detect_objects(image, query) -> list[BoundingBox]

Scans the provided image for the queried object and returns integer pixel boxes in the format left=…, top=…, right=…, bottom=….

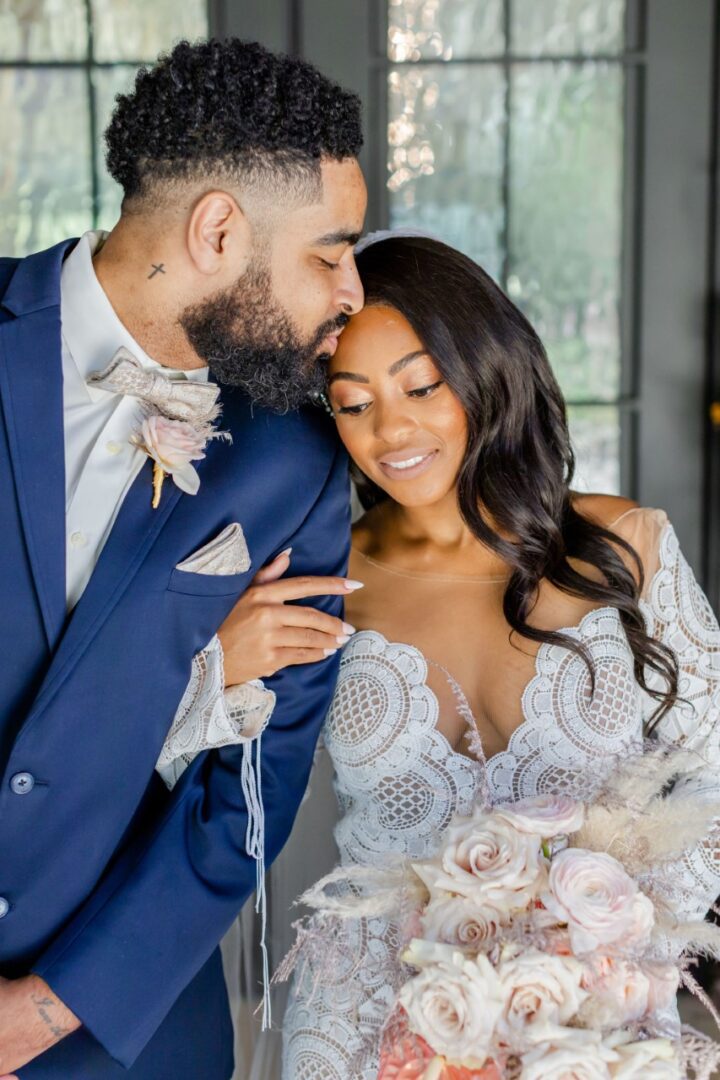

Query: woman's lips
left=377, top=449, right=439, bottom=480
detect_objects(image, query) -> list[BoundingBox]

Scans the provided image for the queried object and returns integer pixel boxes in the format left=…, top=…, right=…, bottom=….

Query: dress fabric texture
left=282, top=508, right=720, bottom=1079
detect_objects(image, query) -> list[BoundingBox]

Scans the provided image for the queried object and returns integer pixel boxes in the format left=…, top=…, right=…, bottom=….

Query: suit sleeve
left=32, top=445, right=351, bottom=1068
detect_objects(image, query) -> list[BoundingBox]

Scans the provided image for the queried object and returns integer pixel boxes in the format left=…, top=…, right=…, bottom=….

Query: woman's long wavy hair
left=351, top=236, right=678, bottom=729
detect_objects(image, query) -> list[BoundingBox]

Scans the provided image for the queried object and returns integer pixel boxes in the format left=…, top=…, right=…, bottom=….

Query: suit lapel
left=0, top=289, right=68, bottom=652
left=0, top=239, right=217, bottom=724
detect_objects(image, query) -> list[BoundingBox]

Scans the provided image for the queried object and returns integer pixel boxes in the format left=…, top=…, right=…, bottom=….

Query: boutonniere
left=131, top=410, right=230, bottom=508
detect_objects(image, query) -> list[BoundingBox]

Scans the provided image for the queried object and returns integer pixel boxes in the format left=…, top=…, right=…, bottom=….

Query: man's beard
left=179, top=262, right=348, bottom=412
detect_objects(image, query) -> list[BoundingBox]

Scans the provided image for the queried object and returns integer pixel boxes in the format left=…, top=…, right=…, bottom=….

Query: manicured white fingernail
left=344, top=580, right=364, bottom=591
left=279, top=547, right=292, bottom=558
left=342, top=622, right=356, bottom=635
left=323, top=648, right=338, bottom=657
left=336, top=635, right=350, bottom=646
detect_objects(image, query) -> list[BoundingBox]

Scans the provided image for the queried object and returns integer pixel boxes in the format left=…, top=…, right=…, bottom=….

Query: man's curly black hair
left=104, top=38, right=363, bottom=208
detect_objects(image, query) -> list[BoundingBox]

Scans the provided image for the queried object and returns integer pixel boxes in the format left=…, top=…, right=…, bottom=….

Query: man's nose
left=336, top=260, right=364, bottom=315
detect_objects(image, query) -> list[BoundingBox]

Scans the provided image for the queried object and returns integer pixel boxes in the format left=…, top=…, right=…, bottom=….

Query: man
left=0, top=38, right=366, bottom=1077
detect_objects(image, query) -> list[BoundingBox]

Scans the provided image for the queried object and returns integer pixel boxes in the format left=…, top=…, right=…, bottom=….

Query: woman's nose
left=372, top=400, right=417, bottom=444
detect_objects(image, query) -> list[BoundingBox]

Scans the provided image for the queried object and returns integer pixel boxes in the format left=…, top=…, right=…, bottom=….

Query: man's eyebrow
left=312, top=230, right=363, bottom=247
left=328, top=351, right=429, bottom=386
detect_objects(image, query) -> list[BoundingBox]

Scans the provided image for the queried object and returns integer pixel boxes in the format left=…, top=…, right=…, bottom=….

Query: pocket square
left=175, top=523, right=251, bottom=576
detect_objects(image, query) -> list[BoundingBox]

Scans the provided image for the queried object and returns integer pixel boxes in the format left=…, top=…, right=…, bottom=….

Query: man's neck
left=91, top=227, right=206, bottom=372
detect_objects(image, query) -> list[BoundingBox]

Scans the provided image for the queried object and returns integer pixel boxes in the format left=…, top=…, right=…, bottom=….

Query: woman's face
left=327, top=304, right=469, bottom=508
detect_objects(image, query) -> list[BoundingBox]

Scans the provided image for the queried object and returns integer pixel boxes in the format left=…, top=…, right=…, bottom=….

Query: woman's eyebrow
left=388, top=350, right=429, bottom=375
left=328, top=371, right=370, bottom=385
left=328, top=350, right=429, bottom=386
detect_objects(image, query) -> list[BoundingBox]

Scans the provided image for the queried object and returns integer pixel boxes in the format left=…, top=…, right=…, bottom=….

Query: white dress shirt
left=60, top=229, right=209, bottom=609
left=59, top=231, right=275, bottom=792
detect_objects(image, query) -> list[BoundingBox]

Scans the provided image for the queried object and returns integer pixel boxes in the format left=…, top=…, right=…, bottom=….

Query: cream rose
left=520, top=1030, right=618, bottom=1079
left=137, top=415, right=207, bottom=494
left=422, top=895, right=503, bottom=949
left=497, top=948, right=587, bottom=1043
left=495, top=795, right=585, bottom=838
left=604, top=1032, right=681, bottom=1078
left=578, top=955, right=650, bottom=1028
left=398, top=946, right=504, bottom=1065
left=414, top=810, right=545, bottom=912
left=543, top=849, right=655, bottom=955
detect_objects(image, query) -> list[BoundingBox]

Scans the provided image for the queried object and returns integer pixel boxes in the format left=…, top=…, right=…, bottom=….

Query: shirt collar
left=60, top=230, right=209, bottom=400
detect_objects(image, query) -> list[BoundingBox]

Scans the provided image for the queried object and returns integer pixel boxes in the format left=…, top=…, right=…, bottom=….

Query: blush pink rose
left=497, top=948, right=587, bottom=1042
left=579, top=956, right=650, bottom=1028
left=422, top=896, right=503, bottom=949
left=542, top=849, right=655, bottom=955
left=495, top=795, right=585, bottom=839
left=414, top=810, right=545, bottom=912
left=137, top=415, right=207, bottom=494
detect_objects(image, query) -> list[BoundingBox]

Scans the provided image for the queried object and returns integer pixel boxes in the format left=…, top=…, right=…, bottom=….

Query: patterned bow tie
left=87, top=346, right=221, bottom=423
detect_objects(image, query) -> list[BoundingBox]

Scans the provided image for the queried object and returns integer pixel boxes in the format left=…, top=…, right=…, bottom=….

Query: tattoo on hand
left=148, top=263, right=166, bottom=279
left=31, top=992, right=72, bottom=1040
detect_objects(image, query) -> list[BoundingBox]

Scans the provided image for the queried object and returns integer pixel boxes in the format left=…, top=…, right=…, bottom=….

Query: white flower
left=578, top=955, right=651, bottom=1028
left=398, top=945, right=504, bottom=1065
left=542, top=849, right=655, bottom=955
left=414, top=809, right=546, bottom=913
left=422, top=895, right=502, bottom=949
left=520, top=1030, right=618, bottom=1079
left=604, top=1031, right=682, bottom=1078
left=495, top=795, right=585, bottom=838
left=497, top=948, right=587, bottom=1044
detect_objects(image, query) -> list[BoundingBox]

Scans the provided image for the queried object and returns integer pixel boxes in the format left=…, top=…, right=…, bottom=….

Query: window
left=385, top=0, right=630, bottom=493
left=0, top=0, right=208, bottom=257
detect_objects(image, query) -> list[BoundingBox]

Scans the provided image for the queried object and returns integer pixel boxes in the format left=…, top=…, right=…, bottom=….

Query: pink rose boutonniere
left=132, top=412, right=230, bottom=508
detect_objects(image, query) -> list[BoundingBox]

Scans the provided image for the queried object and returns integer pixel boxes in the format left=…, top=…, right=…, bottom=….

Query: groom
left=0, top=38, right=365, bottom=1077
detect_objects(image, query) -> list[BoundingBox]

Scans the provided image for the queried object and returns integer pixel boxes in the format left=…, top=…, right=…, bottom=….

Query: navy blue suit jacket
left=0, top=239, right=350, bottom=1076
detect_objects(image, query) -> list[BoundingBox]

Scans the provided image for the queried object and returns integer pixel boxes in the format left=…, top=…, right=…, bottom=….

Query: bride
left=280, top=233, right=720, bottom=1078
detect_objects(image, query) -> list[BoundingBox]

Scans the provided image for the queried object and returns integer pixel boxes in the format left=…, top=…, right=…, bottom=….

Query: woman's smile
left=377, top=448, right=439, bottom=480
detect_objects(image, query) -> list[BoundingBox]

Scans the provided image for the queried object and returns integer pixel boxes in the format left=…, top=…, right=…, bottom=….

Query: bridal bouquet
left=298, top=747, right=720, bottom=1080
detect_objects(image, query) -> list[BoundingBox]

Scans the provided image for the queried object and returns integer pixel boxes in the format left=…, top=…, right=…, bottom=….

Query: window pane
left=568, top=405, right=620, bottom=493
left=508, top=62, right=623, bottom=402
left=0, top=0, right=87, bottom=61
left=91, top=0, right=208, bottom=62
left=0, top=69, right=91, bottom=257
left=388, top=64, right=506, bottom=280
left=511, top=0, right=625, bottom=56
left=93, top=66, right=142, bottom=227
left=388, top=0, right=505, bottom=61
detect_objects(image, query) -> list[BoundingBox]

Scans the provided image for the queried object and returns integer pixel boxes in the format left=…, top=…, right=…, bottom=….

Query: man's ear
left=186, top=190, right=252, bottom=277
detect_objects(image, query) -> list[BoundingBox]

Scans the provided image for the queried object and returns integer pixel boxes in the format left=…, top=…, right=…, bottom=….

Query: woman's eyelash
left=319, top=258, right=339, bottom=270
left=408, top=380, right=444, bottom=398
left=335, top=381, right=444, bottom=416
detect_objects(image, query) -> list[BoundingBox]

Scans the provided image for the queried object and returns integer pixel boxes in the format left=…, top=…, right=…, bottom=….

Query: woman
left=272, top=235, right=720, bottom=1079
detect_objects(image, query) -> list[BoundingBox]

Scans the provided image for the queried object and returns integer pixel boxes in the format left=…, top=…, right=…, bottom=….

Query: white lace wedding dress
left=282, top=508, right=720, bottom=1079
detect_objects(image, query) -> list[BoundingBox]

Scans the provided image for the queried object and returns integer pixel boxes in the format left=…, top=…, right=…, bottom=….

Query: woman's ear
left=186, top=190, right=252, bottom=278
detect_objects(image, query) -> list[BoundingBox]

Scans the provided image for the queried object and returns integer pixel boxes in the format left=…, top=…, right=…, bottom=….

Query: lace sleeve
left=639, top=518, right=720, bottom=920
left=156, top=634, right=276, bottom=790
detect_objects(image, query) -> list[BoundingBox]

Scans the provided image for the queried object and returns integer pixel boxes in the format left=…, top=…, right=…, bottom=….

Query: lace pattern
left=156, top=634, right=275, bottom=789
left=282, top=520, right=720, bottom=1079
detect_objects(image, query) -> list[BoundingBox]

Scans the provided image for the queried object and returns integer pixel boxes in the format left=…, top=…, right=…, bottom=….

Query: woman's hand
left=217, top=548, right=362, bottom=686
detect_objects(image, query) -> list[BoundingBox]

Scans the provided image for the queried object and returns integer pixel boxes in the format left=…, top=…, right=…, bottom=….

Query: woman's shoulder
left=572, top=492, right=670, bottom=581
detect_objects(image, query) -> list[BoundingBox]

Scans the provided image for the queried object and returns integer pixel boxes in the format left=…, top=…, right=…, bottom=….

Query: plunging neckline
left=346, top=602, right=634, bottom=778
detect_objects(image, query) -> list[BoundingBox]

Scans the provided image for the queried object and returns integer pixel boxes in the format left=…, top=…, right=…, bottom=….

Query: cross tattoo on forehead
left=148, top=263, right=166, bottom=279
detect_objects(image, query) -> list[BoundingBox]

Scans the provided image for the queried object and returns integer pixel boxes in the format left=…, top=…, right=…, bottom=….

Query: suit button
left=10, top=772, right=35, bottom=795
left=0, top=898, right=9, bottom=918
